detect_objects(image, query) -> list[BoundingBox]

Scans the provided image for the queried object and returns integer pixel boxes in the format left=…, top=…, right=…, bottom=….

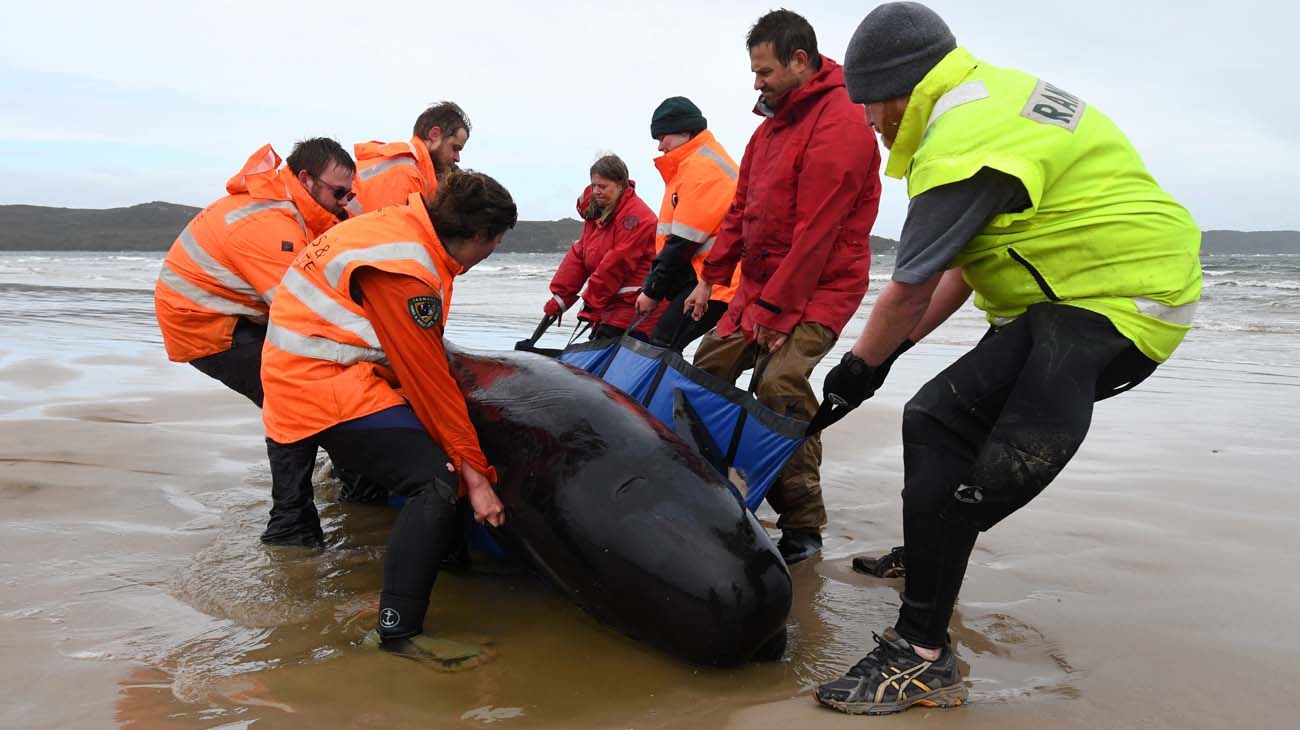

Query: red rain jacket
left=701, top=57, right=882, bottom=339
left=548, top=182, right=658, bottom=332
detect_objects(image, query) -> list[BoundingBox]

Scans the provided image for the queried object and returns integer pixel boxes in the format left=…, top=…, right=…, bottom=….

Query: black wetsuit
left=263, top=405, right=460, bottom=641
left=890, top=168, right=1159, bottom=649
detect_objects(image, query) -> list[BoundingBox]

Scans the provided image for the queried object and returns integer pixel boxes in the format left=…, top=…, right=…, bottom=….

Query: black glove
left=808, top=340, right=915, bottom=434
left=823, top=351, right=886, bottom=409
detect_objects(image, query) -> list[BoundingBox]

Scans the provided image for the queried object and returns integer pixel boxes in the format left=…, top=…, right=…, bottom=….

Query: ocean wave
left=1206, top=279, right=1300, bottom=290
left=0, top=281, right=154, bottom=295
left=1194, top=319, right=1300, bottom=335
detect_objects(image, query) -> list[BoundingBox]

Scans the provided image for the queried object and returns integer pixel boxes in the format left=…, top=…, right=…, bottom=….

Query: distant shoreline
left=1, top=203, right=1296, bottom=255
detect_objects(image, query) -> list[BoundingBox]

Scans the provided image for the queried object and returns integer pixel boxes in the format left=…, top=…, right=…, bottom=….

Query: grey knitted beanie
left=844, top=2, right=957, bottom=104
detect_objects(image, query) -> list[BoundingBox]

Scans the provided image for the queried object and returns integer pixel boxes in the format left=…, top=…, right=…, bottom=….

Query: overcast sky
left=2, top=1, right=1295, bottom=236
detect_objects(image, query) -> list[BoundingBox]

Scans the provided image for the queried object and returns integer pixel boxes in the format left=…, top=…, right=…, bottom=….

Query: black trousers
left=188, top=318, right=266, bottom=407
left=895, top=303, right=1158, bottom=649
left=263, top=406, right=460, bottom=641
left=649, top=281, right=728, bottom=353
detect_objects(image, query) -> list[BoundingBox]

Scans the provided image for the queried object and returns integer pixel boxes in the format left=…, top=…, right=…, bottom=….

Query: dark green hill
left=502, top=218, right=583, bottom=253
left=0, top=202, right=200, bottom=251
left=0, top=202, right=584, bottom=253
left=1, top=203, right=1295, bottom=255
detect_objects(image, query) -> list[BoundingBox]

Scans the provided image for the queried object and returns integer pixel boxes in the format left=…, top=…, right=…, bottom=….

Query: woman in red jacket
left=543, top=155, right=658, bottom=340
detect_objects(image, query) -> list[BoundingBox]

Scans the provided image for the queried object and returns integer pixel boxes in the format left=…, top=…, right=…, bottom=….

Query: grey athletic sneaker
left=815, top=628, right=967, bottom=715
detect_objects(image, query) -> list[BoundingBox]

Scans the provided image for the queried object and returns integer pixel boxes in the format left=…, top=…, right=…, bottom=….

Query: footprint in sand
left=953, top=611, right=1078, bottom=703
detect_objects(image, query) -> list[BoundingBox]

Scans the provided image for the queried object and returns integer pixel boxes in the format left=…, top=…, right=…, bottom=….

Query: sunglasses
left=314, top=177, right=355, bottom=202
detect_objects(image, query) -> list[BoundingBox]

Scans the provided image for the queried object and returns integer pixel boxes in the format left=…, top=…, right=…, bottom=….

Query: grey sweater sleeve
left=892, top=167, right=1030, bottom=284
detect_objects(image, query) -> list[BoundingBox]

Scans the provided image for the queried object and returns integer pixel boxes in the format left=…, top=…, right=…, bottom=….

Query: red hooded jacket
left=701, top=57, right=881, bottom=339
left=548, top=182, right=659, bottom=332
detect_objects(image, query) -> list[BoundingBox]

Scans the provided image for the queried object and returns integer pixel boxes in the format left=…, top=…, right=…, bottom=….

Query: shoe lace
left=847, top=632, right=907, bottom=678
left=883, top=545, right=904, bottom=567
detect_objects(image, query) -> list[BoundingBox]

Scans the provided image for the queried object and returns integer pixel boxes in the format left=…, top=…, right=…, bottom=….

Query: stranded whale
left=448, top=347, right=791, bottom=666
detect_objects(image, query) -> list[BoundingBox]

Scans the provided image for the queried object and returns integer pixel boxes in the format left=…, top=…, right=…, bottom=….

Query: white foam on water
left=62, top=649, right=115, bottom=661
left=461, top=706, right=527, bottom=723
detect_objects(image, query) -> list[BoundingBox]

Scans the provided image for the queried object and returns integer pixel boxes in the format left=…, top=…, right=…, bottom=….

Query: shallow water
left=2, top=250, right=1298, bottom=728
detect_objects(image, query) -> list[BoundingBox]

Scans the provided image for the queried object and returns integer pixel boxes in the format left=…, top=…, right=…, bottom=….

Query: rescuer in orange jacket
left=633, top=97, right=742, bottom=351
left=153, top=138, right=355, bottom=406
left=350, top=101, right=470, bottom=213
left=543, top=154, right=659, bottom=339
left=259, top=171, right=517, bottom=660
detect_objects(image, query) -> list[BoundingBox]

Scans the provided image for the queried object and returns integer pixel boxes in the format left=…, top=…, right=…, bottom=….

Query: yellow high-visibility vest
left=886, top=47, right=1202, bottom=362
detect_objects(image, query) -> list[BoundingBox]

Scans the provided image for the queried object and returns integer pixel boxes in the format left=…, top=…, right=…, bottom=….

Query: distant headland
left=1, top=202, right=1295, bottom=255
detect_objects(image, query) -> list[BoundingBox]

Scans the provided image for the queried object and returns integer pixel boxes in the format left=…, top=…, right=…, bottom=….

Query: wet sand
left=1, top=345, right=1297, bottom=729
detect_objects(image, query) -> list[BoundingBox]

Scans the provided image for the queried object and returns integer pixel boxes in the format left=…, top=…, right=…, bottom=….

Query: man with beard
left=682, top=9, right=882, bottom=564
left=351, top=101, right=470, bottom=212
left=154, top=138, right=354, bottom=406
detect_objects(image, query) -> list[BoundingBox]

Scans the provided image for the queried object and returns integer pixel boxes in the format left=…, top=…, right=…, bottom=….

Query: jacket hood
left=354, top=139, right=415, bottom=161
left=355, top=136, right=437, bottom=199
left=225, top=144, right=283, bottom=197
left=576, top=184, right=596, bottom=219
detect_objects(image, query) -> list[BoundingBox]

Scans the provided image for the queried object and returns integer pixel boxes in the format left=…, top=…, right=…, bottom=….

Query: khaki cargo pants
left=692, top=322, right=836, bottom=531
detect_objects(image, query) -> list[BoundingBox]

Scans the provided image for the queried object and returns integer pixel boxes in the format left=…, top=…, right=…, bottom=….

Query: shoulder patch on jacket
left=622, top=215, right=639, bottom=231
left=407, top=295, right=442, bottom=329
left=1021, top=79, right=1086, bottom=132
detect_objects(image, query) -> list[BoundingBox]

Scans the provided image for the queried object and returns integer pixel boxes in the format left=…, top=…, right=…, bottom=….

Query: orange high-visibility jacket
left=260, top=194, right=487, bottom=473
left=154, top=144, right=340, bottom=362
left=351, top=137, right=437, bottom=213
left=652, top=130, right=742, bottom=303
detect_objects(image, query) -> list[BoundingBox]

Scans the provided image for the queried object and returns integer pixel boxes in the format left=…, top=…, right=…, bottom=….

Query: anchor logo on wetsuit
left=379, top=608, right=400, bottom=628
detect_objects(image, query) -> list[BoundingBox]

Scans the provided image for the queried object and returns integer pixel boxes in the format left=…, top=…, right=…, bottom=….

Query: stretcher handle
left=514, top=314, right=558, bottom=351
left=806, top=394, right=851, bottom=436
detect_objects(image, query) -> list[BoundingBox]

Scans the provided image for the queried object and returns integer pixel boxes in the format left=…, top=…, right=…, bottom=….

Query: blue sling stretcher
left=518, top=315, right=809, bottom=511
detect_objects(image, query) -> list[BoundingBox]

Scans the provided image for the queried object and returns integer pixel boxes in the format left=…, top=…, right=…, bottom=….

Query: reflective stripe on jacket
left=887, top=47, right=1202, bottom=362
left=352, top=136, right=437, bottom=213
left=261, top=193, right=460, bottom=444
left=652, top=129, right=742, bottom=303
left=153, top=144, right=340, bottom=362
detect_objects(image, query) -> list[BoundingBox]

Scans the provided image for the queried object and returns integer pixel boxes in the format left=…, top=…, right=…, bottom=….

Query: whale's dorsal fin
left=671, top=388, right=728, bottom=478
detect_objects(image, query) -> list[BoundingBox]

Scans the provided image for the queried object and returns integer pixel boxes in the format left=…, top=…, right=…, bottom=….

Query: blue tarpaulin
left=556, top=336, right=807, bottom=511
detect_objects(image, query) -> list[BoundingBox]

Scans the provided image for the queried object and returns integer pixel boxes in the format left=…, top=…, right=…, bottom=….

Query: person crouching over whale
left=543, top=154, right=659, bottom=340
left=258, top=171, right=517, bottom=661
left=154, top=138, right=355, bottom=406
